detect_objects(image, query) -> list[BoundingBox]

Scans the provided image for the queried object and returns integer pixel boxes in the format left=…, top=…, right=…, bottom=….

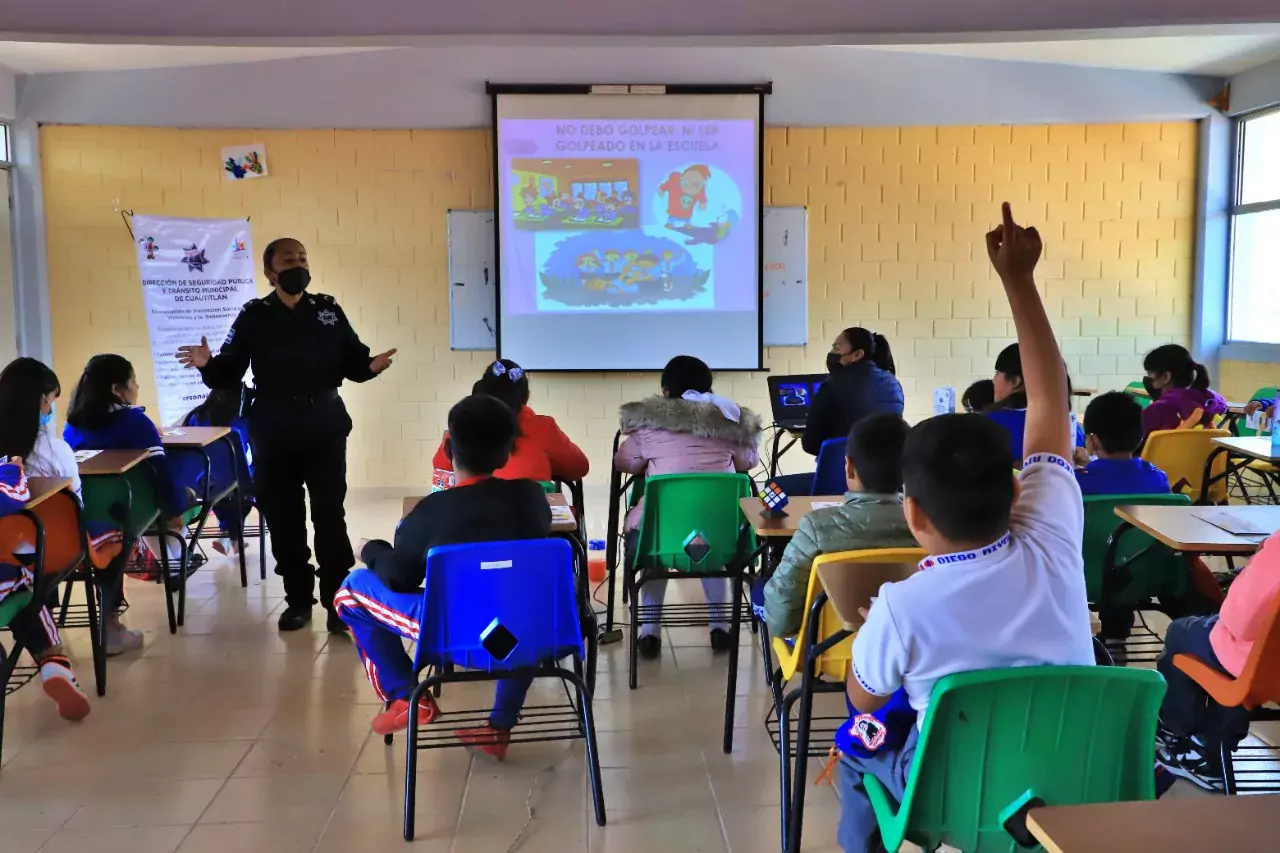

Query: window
left=0, top=122, right=9, bottom=164
left=1229, top=109, right=1280, bottom=344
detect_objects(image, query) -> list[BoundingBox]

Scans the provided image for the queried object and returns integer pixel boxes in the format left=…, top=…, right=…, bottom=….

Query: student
left=0, top=357, right=134, bottom=658
left=801, top=328, right=903, bottom=456
left=180, top=386, right=253, bottom=556
left=615, top=355, right=761, bottom=659
left=431, top=360, right=589, bottom=488
left=335, top=394, right=551, bottom=756
left=961, top=379, right=995, bottom=413
left=65, top=354, right=195, bottom=584
left=837, top=204, right=1094, bottom=853
left=1140, top=344, right=1227, bottom=436
left=1155, top=531, right=1279, bottom=788
left=984, top=343, right=1086, bottom=461
left=759, top=414, right=917, bottom=639
left=1073, top=392, right=1170, bottom=496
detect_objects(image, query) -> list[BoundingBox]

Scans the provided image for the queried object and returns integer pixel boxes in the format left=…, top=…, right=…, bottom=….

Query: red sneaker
left=371, top=696, right=439, bottom=736
left=454, top=723, right=512, bottom=760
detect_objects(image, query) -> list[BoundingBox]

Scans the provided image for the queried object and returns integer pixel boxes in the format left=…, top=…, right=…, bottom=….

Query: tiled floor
left=0, top=490, right=847, bottom=853
left=0, top=490, right=1266, bottom=853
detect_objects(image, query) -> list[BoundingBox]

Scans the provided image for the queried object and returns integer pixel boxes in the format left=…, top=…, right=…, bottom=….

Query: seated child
left=0, top=459, right=90, bottom=722
left=615, top=355, right=762, bottom=659
left=1155, top=531, right=1278, bottom=789
left=180, top=386, right=254, bottom=556
left=961, top=379, right=995, bottom=413
left=336, top=394, right=551, bottom=757
left=432, top=360, right=589, bottom=489
left=984, top=342, right=1086, bottom=461
left=1073, top=391, right=1170, bottom=496
left=837, top=204, right=1094, bottom=853
left=1140, top=344, right=1227, bottom=437
left=64, top=355, right=195, bottom=576
left=759, top=413, right=917, bottom=639
left=0, top=357, right=132, bottom=658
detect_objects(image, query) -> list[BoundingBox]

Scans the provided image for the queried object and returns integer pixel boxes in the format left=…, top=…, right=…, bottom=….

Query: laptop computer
left=767, top=374, right=828, bottom=430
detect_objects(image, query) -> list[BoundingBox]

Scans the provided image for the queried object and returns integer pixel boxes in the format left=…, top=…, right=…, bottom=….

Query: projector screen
left=493, top=90, right=764, bottom=371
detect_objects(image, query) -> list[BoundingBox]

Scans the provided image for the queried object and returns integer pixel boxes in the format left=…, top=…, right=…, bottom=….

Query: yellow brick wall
left=1220, top=360, right=1278, bottom=402
left=40, top=122, right=1197, bottom=487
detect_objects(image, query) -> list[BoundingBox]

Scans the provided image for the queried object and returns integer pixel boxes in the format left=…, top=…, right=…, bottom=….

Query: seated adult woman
left=775, top=328, right=903, bottom=495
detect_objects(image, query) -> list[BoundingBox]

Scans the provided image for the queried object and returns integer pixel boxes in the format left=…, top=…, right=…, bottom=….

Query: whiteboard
left=448, top=206, right=808, bottom=352
left=761, top=206, right=808, bottom=347
left=447, top=210, right=498, bottom=350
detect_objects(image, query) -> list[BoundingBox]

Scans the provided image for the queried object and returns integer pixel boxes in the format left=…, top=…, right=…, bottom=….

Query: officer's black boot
left=278, top=604, right=312, bottom=631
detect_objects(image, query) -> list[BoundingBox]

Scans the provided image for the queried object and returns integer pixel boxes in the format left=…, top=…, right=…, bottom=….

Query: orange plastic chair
left=1140, top=428, right=1231, bottom=504
left=1174, top=594, right=1280, bottom=794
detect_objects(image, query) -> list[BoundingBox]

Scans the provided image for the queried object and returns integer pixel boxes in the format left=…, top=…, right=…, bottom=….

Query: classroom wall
left=1220, top=360, right=1277, bottom=401
left=41, top=122, right=1198, bottom=487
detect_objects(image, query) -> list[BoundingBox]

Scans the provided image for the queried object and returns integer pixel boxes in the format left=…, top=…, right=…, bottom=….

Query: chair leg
left=158, top=535, right=178, bottom=635
left=403, top=678, right=436, bottom=841
left=566, top=668, right=608, bottom=827
left=259, top=518, right=268, bottom=581
left=1221, top=740, right=1237, bottom=796
left=628, top=575, right=640, bottom=691
left=85, top=573, right=107, bottom=697
left=786, top=660, right=817, bottom=853
left=779, top=689, right=799, bottom=850
left=57, top=581, right=72, bottom=627
left=176, top=537, right=189, bottom=628
left=237, top=506, right=248, bottom=589
left=723, top=575, right=744, bottom=754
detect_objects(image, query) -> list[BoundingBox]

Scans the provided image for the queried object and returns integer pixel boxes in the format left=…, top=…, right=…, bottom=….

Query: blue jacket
left=64, top=406, right=188, bottom=517
left=802, top=362, right=904, bottom=455
left=1075, top=457, right=1170, bottom=497
left=985, top=408, right=1086, bottom=464
left=181, top=412, right=254, bottom=488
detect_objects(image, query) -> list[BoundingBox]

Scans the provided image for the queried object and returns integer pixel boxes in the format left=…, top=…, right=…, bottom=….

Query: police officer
left=176, top=237, right=396, bottom=633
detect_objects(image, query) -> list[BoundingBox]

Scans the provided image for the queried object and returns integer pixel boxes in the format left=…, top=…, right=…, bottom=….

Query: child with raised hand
left=835, top=204, right=1095, bottom=853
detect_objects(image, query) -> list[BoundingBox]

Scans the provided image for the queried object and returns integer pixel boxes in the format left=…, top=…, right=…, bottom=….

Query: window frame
left=1223, top=106, right=1280, bottom=357
left=0, top=122, right=9, bottom=166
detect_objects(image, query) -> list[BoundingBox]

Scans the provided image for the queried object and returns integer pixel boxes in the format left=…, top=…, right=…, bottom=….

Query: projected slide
left=495, top=93, right=762, bottom=371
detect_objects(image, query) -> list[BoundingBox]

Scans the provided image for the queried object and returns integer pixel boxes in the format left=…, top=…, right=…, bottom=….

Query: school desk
left=1112, top=504, right=1280, bottom=556
left=1026, top=794, right=1280, bottom=853
left=1198, top=435, right=1280, bottom=505
left=401, top=492, right=579, bottom=534
left=76, top=449, right=147, bottom=477
left=739, top=496, right=845, bottom=539
left=161, top=425, right=248, bottom=627
left=769, top=427, right=805, bottom=479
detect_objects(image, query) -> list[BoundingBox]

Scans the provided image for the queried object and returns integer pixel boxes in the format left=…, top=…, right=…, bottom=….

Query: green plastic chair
left=0, top=590, right=33, bottom=631
left=538, top=481, right=559, bottom=494
left=1235, top=386, right=1278, bottom=437
left=1082, top=493, right=1191, bottom=605
left=1123, top=381, right=1151, bottom=409
left=628, top=473, right=756, bottom=752
left=79, top=466, right=164, bottom=540
left=867, top=666, right=1166, bottom=853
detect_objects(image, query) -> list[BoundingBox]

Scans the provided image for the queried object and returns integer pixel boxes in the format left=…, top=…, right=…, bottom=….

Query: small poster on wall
left=222, top=143, right=268, bottom=180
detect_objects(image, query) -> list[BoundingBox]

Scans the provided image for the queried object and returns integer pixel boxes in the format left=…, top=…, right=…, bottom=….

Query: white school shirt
left=25, top=423, right=82, bottom=499
left=851, top=452, right=1095, bottom=725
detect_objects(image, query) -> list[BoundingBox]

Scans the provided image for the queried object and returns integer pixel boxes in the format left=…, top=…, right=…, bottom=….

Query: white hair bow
left=682, top=391, right=741, bottom=423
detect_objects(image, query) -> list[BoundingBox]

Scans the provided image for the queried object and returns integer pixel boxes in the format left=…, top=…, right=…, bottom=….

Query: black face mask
left=277, top=267, right=311, bottom=296
left=826, top=353, right=843, bottom=374
left=1142, top=376, right=1162, bottom=401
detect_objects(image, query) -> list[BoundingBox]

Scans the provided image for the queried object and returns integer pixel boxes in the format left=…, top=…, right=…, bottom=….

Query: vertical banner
left=133, top=215, right=257, bottom=426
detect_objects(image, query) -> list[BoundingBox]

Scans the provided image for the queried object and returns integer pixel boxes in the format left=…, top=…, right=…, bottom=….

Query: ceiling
left=0, top=43, right=389, bottom=74
left=1, top=0, right=1279, bottom=40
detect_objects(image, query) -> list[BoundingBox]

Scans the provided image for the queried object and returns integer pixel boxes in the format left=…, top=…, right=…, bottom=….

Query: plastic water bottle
left=587, top=519, right=608, bottom=584
left=1271, top=410, right=1280, bottom=456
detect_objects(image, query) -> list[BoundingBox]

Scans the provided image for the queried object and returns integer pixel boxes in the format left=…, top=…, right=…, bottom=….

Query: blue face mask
left=39, top=404, right=54, bottom=428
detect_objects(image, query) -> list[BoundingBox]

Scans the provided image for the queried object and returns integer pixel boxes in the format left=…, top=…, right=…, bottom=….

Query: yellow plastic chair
left=769, top=547, right=927, bottom=853
left=1141, top=428, right=1231, bottom=504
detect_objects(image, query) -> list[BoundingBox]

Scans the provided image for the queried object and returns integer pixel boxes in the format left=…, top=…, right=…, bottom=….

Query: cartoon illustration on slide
left=658, top=164, right=709, bottom=228
left=654, top=164, right=743, bottom=247
left=512, top=158, right=640, bottom=231
left=535, top=230, right=712, bottom=310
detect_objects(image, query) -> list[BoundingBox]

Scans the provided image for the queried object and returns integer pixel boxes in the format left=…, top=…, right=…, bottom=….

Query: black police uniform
left=198, top=290, right=378, bottom=616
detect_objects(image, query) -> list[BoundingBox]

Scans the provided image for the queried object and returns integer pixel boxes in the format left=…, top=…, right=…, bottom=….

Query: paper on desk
left=73, top=450, right=102, bottom=462
left=162, top=429, right=187, bottom=437
left=1193, top=509, right=1272, bottom=538
left=550, top=505, right=575, bottom=524
left=811, top=501, right=843, bottom=510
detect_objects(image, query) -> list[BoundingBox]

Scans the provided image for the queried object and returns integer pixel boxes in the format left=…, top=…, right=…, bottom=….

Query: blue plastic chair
left=402, top=538, right=605, bottom=839
left=811, top=438, right=848, bottom=495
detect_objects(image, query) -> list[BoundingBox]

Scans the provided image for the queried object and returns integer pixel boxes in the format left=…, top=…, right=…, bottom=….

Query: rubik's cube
left=760, top=481, right=790, bottom=512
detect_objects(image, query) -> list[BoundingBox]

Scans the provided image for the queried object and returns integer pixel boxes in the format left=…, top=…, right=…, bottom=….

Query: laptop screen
left=768, top=374, right=828, bottom=425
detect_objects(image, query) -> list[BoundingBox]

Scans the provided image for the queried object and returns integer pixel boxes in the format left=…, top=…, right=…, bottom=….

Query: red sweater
left=433, top=406, right=590, bottom=483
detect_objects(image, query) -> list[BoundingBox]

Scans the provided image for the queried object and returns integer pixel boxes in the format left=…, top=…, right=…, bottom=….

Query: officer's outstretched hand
left=177, top=337, right=212, bottom=369
left=370, top=349, right=397, bottom=375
